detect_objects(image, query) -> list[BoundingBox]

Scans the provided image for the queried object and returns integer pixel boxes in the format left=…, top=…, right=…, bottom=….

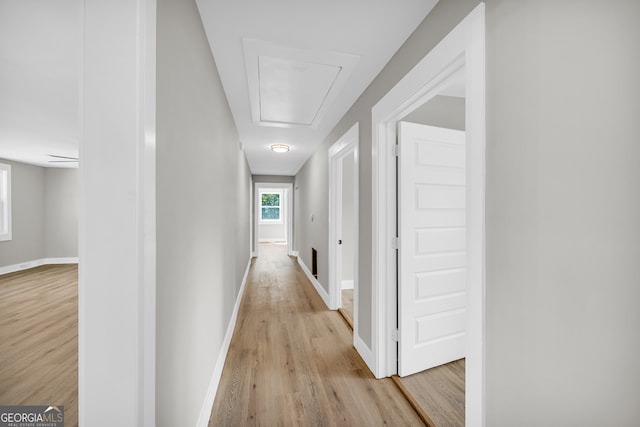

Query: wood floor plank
left=339, top=289, right=354, bottom=330
left=209, top=243, right=425, bottom=426
left=0, top=264, right=78, bottom=427
left=395, top=359, right=465, bottom=427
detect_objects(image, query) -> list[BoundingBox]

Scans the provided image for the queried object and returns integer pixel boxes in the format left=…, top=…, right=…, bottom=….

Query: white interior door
left=398, top=121, right=466, bottom=377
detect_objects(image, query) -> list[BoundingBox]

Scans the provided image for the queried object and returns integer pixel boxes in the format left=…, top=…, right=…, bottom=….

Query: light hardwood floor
left=394, top=359, right=465, bottom=427
left=339, top=289, right=354, bottom=329
left=209, top=243, right=425, bottom=426
left=0, top=264, right=78, bottom=427
left=338, top=276, right=465, bottom=427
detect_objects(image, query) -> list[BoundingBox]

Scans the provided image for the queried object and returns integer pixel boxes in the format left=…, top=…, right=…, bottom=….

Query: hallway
left=208, top=243, right=424, bottom=426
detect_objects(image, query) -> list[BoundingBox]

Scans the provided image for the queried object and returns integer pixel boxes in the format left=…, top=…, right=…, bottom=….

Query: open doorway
left=328, top=124, right=359, bottom=333
left=371, top=4, right=485, bottom=425
left=254, top=182, right=294, bottom=258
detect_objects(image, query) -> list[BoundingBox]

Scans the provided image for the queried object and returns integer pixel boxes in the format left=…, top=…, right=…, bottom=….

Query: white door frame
left=328, top=123, right=359, bottom=313
left=371, top=4, right=485, bottom=425
left=253, top=182, right=294, bottom=256
left=79, top=0, right=156, bottom=424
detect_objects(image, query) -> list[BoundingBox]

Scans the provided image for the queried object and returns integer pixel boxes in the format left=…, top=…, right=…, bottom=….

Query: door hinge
left=392, top=328, right=400, bottom=342
left=391, top=144, right=400, bottom=157
left=391, top=236, right=399, bottom=250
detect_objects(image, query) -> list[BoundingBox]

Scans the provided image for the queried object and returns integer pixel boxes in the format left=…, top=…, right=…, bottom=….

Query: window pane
left=261, top=193, right=280, bottom=207
left=261, top=207, right=280, bottom=220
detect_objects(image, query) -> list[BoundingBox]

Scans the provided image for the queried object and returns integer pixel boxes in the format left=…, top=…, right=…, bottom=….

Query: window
left=260, top=190, right=282, bottom=222
left=0, top=163, right=11, bottom=242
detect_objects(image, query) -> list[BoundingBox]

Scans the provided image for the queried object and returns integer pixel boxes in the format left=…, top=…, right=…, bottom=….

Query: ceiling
left=0, top=0, right=438, bottom=173
left=196, top=0, right=440, bottom=175
left=0, top=0, right=81, bottom=168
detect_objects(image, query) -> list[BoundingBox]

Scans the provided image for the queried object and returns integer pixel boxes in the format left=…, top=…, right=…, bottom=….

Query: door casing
left=370, top=4, right=485, bottom=426
left=328, top=124, right=359, bottom=320
left=253, top=182, right=294, bottom=257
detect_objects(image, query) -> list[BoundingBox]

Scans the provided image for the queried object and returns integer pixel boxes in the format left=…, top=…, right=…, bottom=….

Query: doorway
left=253, top=182, right=294, bottom=257
left=370, top=4, right=485, bottom=424
left=328, top=124, right=359, bottom=333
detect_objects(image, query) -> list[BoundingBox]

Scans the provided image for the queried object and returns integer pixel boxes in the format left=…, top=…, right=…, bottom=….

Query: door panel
left=398, top=121, right=466, bottom=377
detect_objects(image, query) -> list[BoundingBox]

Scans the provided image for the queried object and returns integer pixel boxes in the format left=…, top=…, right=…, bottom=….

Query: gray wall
left=156, top=0, right=251, bottom=425
left=485, top=0, right=640, bottom=424
left=296, top=0, right=640, bottom=422
left=0, top=159, right=45, bottom=266
left=0, top=159, right=78, bottom=268
left=45, top=168, right=78, bottom=258
left=294, top=0, right=481, bottom=349
left=401, top=95, right=465, bottom=130
left=252, top=174, right=294, bottom=184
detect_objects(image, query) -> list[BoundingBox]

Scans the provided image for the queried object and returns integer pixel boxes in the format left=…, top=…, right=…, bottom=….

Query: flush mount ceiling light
left=270, top=144, right=290, bottom=153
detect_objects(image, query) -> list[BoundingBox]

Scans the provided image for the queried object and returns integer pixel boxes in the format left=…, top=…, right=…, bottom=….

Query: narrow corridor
left=209, top=243, right=424, bottom=426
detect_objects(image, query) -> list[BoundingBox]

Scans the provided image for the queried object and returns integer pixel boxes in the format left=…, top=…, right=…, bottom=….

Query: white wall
left=156, top=0, right=251, bottom=425
left=258, top=223, right=286, bottom=242
left=80, top=0, right=156, bottom=424
left=485, top=0, right=640, bottom=424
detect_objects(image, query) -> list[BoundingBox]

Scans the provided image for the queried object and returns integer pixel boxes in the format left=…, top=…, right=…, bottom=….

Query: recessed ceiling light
left=270, top=144, right=290, bottom=153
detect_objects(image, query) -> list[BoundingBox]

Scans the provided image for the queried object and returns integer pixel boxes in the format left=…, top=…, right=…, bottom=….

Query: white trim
left=0, top=257, right=80, bottom=276
left=45, top=257, right=80, bottom=264
left=196, top=259, right=251, bottom=427
left=79, top=0, right=156, bottom=424
left=354, top=332, right=375, bottom=373
left=341, top=280, right=354, bottom=290
left=297, top=256, right=330, bottom=309
left=258, top=238, right=287, bottom=243
left=371, top=4, right=485, bottom=426
left=0, top=163, right=11, bottom=242
left=258, top=189, right=284, bottom=224
left=254, top=182, right=294, bottom=257
left=328, top=123, right=359, bottom=312
left=140, top=0, right=157, bottom=423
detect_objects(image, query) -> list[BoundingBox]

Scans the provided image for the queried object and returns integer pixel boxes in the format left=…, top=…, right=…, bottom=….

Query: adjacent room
left=1, top=0, right=639, bottom=426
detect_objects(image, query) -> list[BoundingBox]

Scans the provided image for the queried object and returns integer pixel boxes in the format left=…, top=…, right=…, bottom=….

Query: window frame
left=259, top=190, right=283, bottom=224
left=0, top=163, right=12, bottom=242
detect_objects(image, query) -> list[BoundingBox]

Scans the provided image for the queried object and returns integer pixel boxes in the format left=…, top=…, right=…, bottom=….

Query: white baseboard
left=297, top=257, right=330, bottom=310
left=354, top=333, right=376, bottom=377
left=258, top=238, right=286, bottom=243
left=290, top=250, right=299, bottom=257
left=196, top=258, right=251, bottom=427
left=341, top=279, right=354, bottom=290
left=0, top=257, right=79, bottom=275
left=46, top=257, right=79, bottom=264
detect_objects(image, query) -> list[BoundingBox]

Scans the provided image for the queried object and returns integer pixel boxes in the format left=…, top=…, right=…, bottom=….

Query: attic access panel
left=258, top=56, right=342, bottom=126
left=244, top=38, right=359, bottom=128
